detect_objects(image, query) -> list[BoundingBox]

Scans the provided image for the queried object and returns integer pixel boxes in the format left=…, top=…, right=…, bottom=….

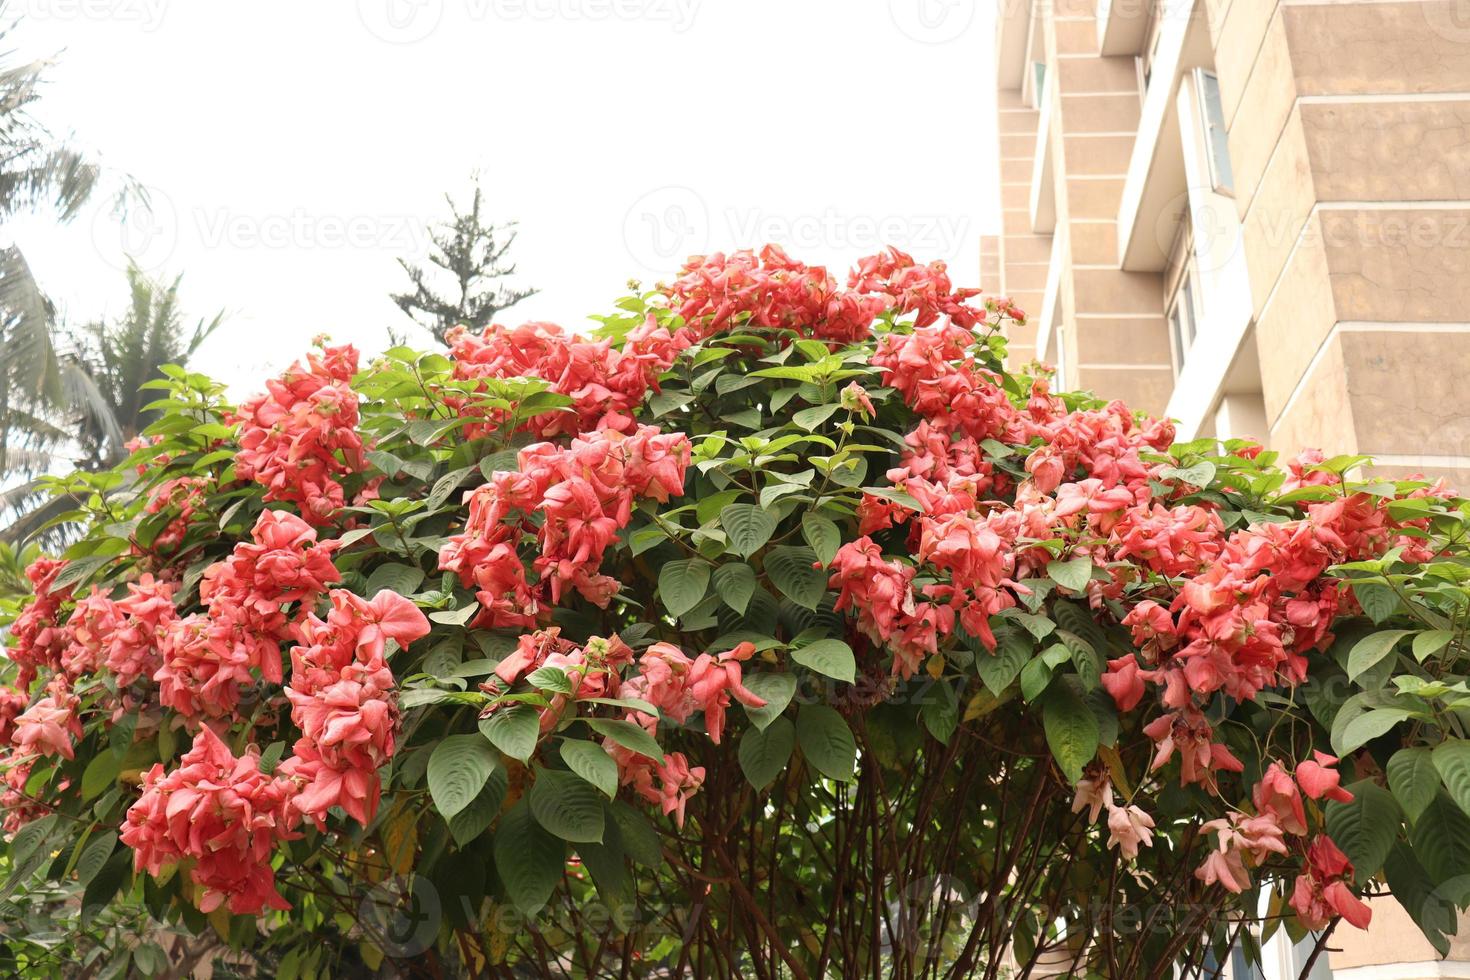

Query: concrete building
left=990, top=1, right=1470, bottom=977
left=987, top=0, right=1470, bottom=490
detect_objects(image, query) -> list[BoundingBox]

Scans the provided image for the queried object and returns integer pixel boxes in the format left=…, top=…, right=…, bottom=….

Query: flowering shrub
left=2, top=245, right=1470, bottom=978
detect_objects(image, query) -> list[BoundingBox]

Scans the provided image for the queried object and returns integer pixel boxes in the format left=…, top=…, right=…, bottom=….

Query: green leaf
left=979, top=630, right=1033, bottom=696
left=739, top=716, right=795, bottom=790
left=801, top=514, right=842, bottom=567
left=74, top=831, right=117, bottom=887
left=609, top=802, right=662, bottom=867
left=765, top=546, right=826, bottom=610
left=1346, top=630, right=1414, bottom=680
left=493, top=799, right=565, bottom=914
left=1390, top=748, right=1440, bottom=825
left=80, top=852, right=130, bottom=928
left=1411, top=794, right=1470, bottom=887
left=366, top=562, right=425, bottom=598
left=1355, top=582, right=1400, bottom=624
left=1414, top=630, right=1455, bottom=661
left=584, top=719, right=665, bottom=762
left=528, top=666, right=575, bottom=695
left=1041, top=678, right=1098, bottom=784
left=561, top=740, right=619, bottom=799
left=658, top=559, right=711, bottom=619
left=796, top=705, right=856, bottom=783
left=721, top=504, right=778, bottom=557
left=448, top=768, right=508, bottom=846
left=791, top=638, right=856, bottom=683
left=81, top=750, right=120, bottom=802
left=479, top=705, right=540, bottom=761
left=1046, top=558, right=1093, bottom=594
left=1433, top=740, right=1470, bottom=820
left=741, top=673, right=797, bottom=731
left=1338, top=707, right=1414, bottom=754
left=528, top=768, right=605, bottom=843
left=1326, top=780, right=1401, bottom=882
left=921, top=688, right=960, bottom=745
left=712, top=563, right=757, bottom=617
left=793, top=403, right=839, bottom=431
left=427, top=735, right=500, bottom=819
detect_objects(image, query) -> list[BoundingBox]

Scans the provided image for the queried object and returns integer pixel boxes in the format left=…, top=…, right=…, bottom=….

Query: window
left=1195, top=69, right=1234, bottom=196
left=1031, top=61, right=1047, bottom=108
left=1165, top=210, right=1201, bottom=376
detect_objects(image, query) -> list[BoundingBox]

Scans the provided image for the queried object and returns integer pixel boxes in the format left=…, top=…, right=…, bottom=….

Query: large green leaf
left=448, top=769, right=509, bottom=846
left=721, top=503, right=777, bottom=557
left=1390, top=747, right=1440, bottom=825
left=712, top=562, right=757, bottom=616
left=1041, top=677, right=1099, bottom=784
left=1045, top=557, right=1092, bottom=594
left=741, top=673, right=797, bottom=731
left=493, top=799, right=565, bottom=914
left=739, top=717, right=795, bottom=790
left=560, top=739, right=619, bottom=799
left=1337, top=707, right=1414, bottom=755
left=427, top=735, right=500, bottom=819
left=1411, top=794, right=1470, bottom=890
left=796, top=705, right=856, bottom=783
left=366, top=562, right=425, bottom=598
left=1325, top=780, right=1401, bottom=882
left=479, top=705, right=540, bottom=762
left=1433, top=740, right=1470, bottom=820
left=791, top=638, right=855, bottom=683
left=1346, top=630, right=1414, bottom=680
left=765, top=546, right=826, bottom=610
left=978, top=630, right=1032, bottom=696
left=801, top=513, right=841, bottom=567
left=584, top=718, right=665, bottom=762
left=528, top=768, right=605, bottom=843
left=659, top=559, right=711, bottom=619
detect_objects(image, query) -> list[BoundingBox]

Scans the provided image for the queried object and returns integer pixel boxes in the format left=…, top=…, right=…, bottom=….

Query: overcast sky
left=8, top=0, right=1000, bottom=392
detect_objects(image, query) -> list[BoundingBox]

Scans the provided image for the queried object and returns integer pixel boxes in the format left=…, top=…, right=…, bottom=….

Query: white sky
left=7, top=0, right=1001, bottom=392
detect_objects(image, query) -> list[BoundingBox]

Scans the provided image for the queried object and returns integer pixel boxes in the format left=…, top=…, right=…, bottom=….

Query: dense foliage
left=3, top=246, right=1470, bottom=979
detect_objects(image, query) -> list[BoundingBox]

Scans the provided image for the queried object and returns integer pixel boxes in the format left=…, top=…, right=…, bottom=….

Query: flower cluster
left=439, top=425, right=691, bottom=624
left=121, top=727, right=300, bottom=915
left=281, top=589, right=429, bottom=825
left=445, top=319, right=685, bottom=438
left=7, top=558, right=73, bottom=689
left=233, top=343, right=365, bottom=525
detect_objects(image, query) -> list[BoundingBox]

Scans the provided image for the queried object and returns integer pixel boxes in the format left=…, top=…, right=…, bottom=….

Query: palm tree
left=0, top=265, right=223, bottom=544
left=0, top=2, right=103, bottom=430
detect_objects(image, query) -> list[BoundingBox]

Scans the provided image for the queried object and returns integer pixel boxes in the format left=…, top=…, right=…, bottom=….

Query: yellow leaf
left=1097, top=744, right=1133, bottom=798
left=925, top=652, right=945, bottom=680
left=381, top=803, right=418, bottom=875
left=359, top=941, right=384, bottom=971
left=208, top=905, right=233, bottom=942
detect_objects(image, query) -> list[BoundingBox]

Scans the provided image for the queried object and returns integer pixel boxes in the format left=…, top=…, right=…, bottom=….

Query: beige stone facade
left=992, top=1, right=1470, bottom=977
left=991, top=0, right=1470, bottom=490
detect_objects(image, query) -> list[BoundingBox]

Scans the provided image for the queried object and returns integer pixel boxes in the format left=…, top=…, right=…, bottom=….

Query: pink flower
left=1290, top=835, right=1371, bottom=930
left=1296, top=751, right=1353, bottom=803
left=120, top=726, right=300, bottom=915
left=233, top=343, right=365, bottom=525
left=1105, top=803, right=1155, bottom=860
left=1070, top=773, right=1114, bottom=824
left=1253, top=762, right=1307, bottom=836
left=11, top=693, right=81, bottom=760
